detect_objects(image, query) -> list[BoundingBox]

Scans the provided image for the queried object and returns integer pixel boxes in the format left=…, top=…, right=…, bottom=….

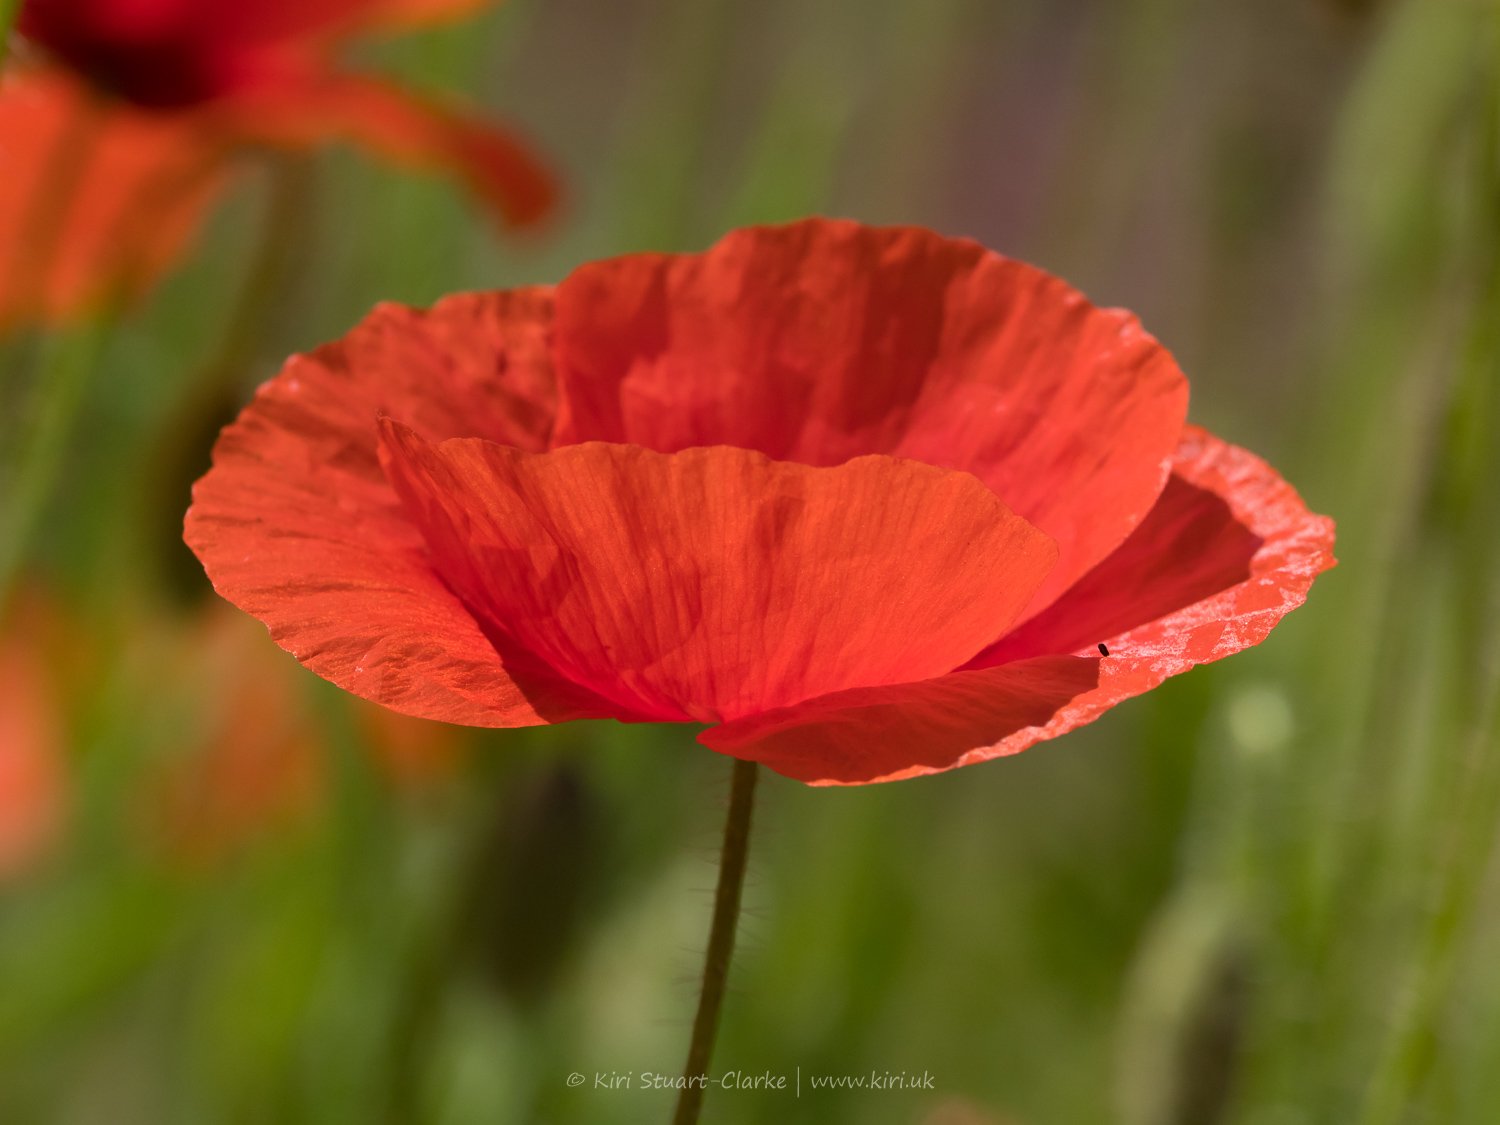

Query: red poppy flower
left=0, top=0, right=554, bottom=329
left=185, top=219, right=1336, bottom=785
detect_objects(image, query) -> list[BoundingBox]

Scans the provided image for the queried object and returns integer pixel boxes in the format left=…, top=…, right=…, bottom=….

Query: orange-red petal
left=219, top=71, right=557, bottom=228
left=702, top=426, right=1335, bottom=784
left=0, top=66, right=228, bottom=331
left=974, top=425, right=1337, bottom=667
left=377, top=429, right=1059, bottom=723
left=550, top=219, right=1188, bottom=618
left=183, top=290, right=598, bottom=727
left=701, top=656, right=1102, bottom=785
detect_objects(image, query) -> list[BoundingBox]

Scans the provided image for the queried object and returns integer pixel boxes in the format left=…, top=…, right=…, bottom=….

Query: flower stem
left=206, top=154, right=316, bottom=380
left=0, top=320, right=109, bottom=609
left=672, top=758, right=758, bottom=1125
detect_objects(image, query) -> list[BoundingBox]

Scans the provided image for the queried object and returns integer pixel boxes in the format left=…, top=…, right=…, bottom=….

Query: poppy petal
left=701, top=655, right=1102, bottom=785
left=0, top=67, right=228, bottom=330
left=973, top=425, right=1337, bottom=665
left=701, top=426, right=1335, bottom=784
left=551, top=218, right=1188, bottom=618
left=184, top=290, right=594, bottom=727
left=376, top=427, right=1059, bottom=723
left=221, top=72, right=557, bottom=228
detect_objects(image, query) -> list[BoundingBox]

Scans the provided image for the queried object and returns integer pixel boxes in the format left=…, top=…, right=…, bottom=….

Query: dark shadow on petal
left=701, top=655, right=1101, bottom=785
left=973, top=476, right=1264, bottom=667
left=459, top=590, right=669, bottom=723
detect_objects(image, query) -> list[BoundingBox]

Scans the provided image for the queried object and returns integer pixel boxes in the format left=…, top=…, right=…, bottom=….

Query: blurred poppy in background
left=0, top=591, right=72, bottom=879
left=185, top=218, right=1336, bottom=786
left=144, top=604, right=465, bottom=866
left=0, top=0, right=556, bottom=330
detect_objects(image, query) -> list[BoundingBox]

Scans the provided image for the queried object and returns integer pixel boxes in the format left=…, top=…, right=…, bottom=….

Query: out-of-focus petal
left=220, top=72, right=557, bottom=228
left=0, top=67, right=228, bottom=330
left=377, top=428, right=1059, bottom=723
left=354, top=701, right=466, bottom=787
left=184, top=290, right=601, bottom=728
left=146, top=604, right=468, bottom=865
left=550, top=218, right=1188, bottom=618
left=46, top=0, right=432, bottom=49
left=17, top=0, right=245, bottom=108
left=148, top=605, right=324, bottom=864
left=20, top=0, right=502, bottom=104
left=23, top=0, right=350, bottom=50
left=702, top=427, right=1335, bottom=784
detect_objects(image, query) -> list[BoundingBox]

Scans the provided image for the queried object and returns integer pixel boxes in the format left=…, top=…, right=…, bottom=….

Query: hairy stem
left=672, top=758, right=759, bottom=1125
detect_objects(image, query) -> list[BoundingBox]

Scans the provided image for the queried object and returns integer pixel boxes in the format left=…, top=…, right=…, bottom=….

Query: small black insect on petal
left=1098, top=643, right=1109, bottom=656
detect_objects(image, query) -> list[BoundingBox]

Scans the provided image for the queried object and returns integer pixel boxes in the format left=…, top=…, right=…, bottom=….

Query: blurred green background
left=2, top=0, right=1498, bottom=1122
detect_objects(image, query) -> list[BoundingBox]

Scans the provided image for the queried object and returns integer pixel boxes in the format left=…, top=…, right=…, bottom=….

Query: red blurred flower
left=185, top=219, right=1336, bottom=785
left=1, top=0, right=555, bottom=329
left=147, top=603, right=464, bottom=864
left=0, top=594, right=71, bottom=877
left=147, top=606, right=325, bottom=863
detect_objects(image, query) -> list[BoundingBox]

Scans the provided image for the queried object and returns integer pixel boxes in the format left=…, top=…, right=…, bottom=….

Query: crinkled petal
left=974, top=425, right=1337, bottom=666
left=970, top=479, right=1259, bottom=663
left=551, top=218, right=1188, bottom=617
left=184, top=289, right=597, bottom=727
left=220, top=71, right=557, bottom=227
left=322, top=289, right=560, bottom=449
left=377, top=428, right=1059, bottom=723
left=0, top=67, right=228, bottom=331
left=702, top=426, right=1335, bottom=784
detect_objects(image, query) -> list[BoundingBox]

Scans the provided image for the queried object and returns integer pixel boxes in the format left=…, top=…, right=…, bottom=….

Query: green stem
left=140, top=153, right=314, bottom=602
left=382, top=904, right=456, bottom=1125
left=0, top=320, right=108, bottom=608
left=672, top=758, right=759, bottom=1125
left=207, top=155, right=316, bottom=379
left=1358, top=83, right=1500, bottom=1121
left=0, top=95, right=110, bottom=609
